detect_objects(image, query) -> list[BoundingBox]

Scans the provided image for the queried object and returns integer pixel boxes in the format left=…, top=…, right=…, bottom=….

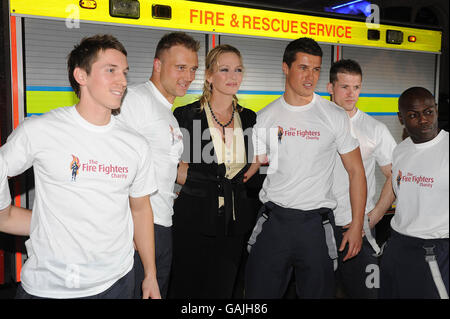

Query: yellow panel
left=10, top=0, right=442, bottom=53
left=172, top=94, right=281, bottom=112
left=237, top=94, right=280, bottom=112
left=26, top=91, right=203, bottom=114
left=26, top=91, right=398, bottom=115
left=173, top=93, right=201, bottom=108
left=356, top=97, right=398, bottom=113
left=26, top=91, right=78, bottom=114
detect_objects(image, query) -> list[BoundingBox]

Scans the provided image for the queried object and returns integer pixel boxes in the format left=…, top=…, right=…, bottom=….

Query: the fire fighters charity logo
left=396, top=170, right=402, bottom=188
left=70, top=155, right=80, bottom=181
left=169, top=124, right=183, bottom=145
left=277, top=126, right=283, bottom=144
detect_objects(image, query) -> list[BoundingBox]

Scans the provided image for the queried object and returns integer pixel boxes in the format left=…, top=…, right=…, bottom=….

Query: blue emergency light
left=324, top=0, right=372, bottom=17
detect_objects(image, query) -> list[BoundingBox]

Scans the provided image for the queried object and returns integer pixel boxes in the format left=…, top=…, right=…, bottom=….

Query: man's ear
left=153, top=58, right=162, bottom=73
left=327, top=82, right=334, bottom=97
left=73, top=67, right=88, bottom=86
left=397, top=111, right=404, bottom=125
left=282, top=62, right=289, bottom=76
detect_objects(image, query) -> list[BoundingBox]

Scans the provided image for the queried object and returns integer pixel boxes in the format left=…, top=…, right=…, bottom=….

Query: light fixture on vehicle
left=109, top=0, right=140, bottom=19
left=367, top=29, right=380, bottom=40
left=79, top=0, right=97, bottom=9
left=152, top=4, right=172, bottom=19
left=408, top=35, right=417, bottom=43
left=386, top=30, right=403, bottom=45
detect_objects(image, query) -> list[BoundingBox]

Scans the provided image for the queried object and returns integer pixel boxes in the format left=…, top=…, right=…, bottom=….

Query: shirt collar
left=148, top=80, right=173, bottom=109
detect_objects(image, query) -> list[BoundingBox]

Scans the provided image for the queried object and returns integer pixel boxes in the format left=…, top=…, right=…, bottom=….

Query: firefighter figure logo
left=70, top=155, right=80, bottom=181
left=169, top=125, right=175, bottom=145
left=169, top=124, right=182, bottom=146
left=277, top=126, right=284, bottom=144
left=396, top=170, right=402, bottom=188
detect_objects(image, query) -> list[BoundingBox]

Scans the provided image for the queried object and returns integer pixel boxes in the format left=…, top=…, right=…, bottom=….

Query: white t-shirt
left=118, top=81, right=183, bottom=227
left=0, top=154, right=11, bottom=210
left=332, top=109, right=397, bottom=226
left=391, top=130, right=449, bottom=239
left=253, top=93, right=359, bottom=210
left=0, top=106, right=157, bottom=298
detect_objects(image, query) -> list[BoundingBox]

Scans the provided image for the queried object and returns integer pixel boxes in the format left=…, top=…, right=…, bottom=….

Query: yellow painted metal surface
left=10, top=0, right=442, bottom=53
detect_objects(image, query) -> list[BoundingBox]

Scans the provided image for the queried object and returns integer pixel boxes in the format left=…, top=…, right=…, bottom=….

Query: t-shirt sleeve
left=119, top=89, right=150, bottom=131
left=0, top=120, right=34, bottom=176
left=374, top=124, right=397, bottom=167
left=0, top=154, right=11, bottom=210
left=129, top=142, right=158, bottom=198
left=391, top=145, right=401, bottom=197
left=335, top=112, right=359, bottom=155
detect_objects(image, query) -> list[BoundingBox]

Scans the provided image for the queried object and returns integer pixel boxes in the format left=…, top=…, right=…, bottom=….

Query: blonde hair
left=199, top=44, right=244, bottom=112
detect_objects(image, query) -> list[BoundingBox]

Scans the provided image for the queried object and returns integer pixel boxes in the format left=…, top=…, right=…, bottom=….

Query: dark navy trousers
left=134, top=224, right=172, bottom=299
left=334, top=225, right=379, bottom=299
left=380, top=229, right=449, bottom=299
left=245, top=203, right=336, bottom=299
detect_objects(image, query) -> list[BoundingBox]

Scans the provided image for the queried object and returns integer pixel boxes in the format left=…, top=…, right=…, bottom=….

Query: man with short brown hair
left=327, top=59, right=397, bottom=299
left=118, top=32, right=199, bottom=298
left=0, top=34, right=160, bottom=299
left=244, top=37, right=366, bottom=299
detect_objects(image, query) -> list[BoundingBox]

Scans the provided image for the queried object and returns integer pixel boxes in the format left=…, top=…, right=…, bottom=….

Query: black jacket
left=173, top=100, right=263, bottom=237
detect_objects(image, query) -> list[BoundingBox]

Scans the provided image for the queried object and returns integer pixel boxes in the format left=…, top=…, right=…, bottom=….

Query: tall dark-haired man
left=244, top=37, right=366, bottom=298
left=0, top=34, right=160, bottom=299
left=380, top=87, right=449, bottom=299
left=327, top=59, right=397, bottom=298
left=118, top=32, right=199, bottom=298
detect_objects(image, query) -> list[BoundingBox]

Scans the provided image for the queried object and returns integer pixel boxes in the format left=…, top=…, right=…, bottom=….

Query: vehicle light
left=79, top=0, right=97, bottom=9
left=367, top=29, right=380, bottom=40
left=152, top=4, right=172, bottom=19
left=109, top=0, right=140, bottom=19
left=386, top=30, right=403, bottom=45
left=408, top=35, right=417, bottom=42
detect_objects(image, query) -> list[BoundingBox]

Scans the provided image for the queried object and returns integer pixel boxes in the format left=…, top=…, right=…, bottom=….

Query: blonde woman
left=169, top=44, right=262, bottom=298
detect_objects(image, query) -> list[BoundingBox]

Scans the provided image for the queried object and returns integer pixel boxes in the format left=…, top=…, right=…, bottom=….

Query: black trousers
left=245, top=203, right=335, bottom=299
left=134, top=224, right=173, bottom=299
left=380, top=229, right=449, bottom=299
left=168, top=226, right=245, bottom=299
left=335, top=225, right=379, bottom=299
